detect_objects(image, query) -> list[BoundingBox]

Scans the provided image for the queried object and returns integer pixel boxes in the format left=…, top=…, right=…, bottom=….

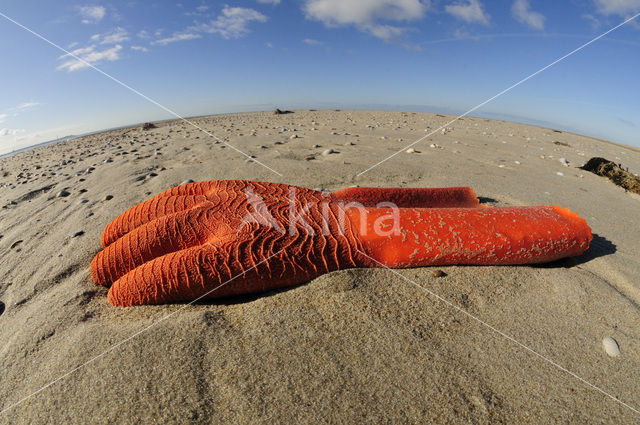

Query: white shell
left=602, top=337, right=620, bottom=357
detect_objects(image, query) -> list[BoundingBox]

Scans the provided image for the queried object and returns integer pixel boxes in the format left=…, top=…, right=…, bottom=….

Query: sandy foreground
left=0, top=110, right=639, bottom=424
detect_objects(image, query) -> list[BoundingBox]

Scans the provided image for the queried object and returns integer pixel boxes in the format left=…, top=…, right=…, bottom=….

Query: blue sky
left=0, top=0, right=639, bottom=155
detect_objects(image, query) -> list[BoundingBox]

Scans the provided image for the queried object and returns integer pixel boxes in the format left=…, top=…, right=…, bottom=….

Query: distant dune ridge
left=0, top=110, right=639, bottom=424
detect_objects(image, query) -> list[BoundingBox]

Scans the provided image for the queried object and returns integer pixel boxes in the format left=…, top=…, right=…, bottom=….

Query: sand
left=0, top=110, right=639, bottom=424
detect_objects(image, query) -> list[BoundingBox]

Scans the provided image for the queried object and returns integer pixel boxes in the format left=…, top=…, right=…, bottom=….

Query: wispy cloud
left=152, top=32, right=201, bottom=46
left=195, top=6, right=268, bottom=39
left=18, top=102, right=40, bottom=110
left=95, top=27, right=129, bottom=44
left=265, top=41, right=274, bottom=48
left=0, top=114, right=7, bottom=123
left=151, top=5, right=268, bottom=45
left=131, top=45, right=149, bottom=52
left=257, top=0, right=281, bottom=4
left=511, top=0, right=545, bottom=30
left=0, top=128, right=26, bottom=137
left=594, top=0, right=640, bottom=16
left=445, top=0, right=490, bottom=25
left=303, top=38, right=323, bottom=45
left=78, top=5, right=106, bottom=24
left=617, top=117, right=636, bottom=127
left=57, top=45, right=123, bottom=72
left=302, top=0, right=427, bottom=41
left=582, top=13, right=601, bottom=29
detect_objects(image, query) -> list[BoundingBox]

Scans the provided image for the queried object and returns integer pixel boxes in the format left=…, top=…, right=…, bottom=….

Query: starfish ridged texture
left=91, top=180, right=592, bottom=306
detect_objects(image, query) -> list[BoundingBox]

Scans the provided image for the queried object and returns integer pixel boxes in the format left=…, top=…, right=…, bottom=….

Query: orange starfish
left=91, top=180, right=592, bottom=306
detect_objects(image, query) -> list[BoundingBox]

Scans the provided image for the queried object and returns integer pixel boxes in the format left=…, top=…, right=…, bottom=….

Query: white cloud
left=303, top=38, right=323, bottom=45
left=258, top=0, right=281, bottom=4
left=18, top=102, right=40, bottom=110
left=445, top=0, right=490, bottom=25
left=131, top=45, right=149, bottom=52
left=137, top=30, right=150, bottom=39
left=150, top=6, right=267, bottom=46
left=196, top=5, right=209, bottom=12
left=303, top=0, right=427, bottom=40
left=265, top=41, right=274, bottom=48
left=0, top=128, right=26, bottom=137
left=100, top=28, right=129, bottom=44
left=79, top=5, right=106, bottom=24
left=90, top=28, right=129, bottom=44
left=511, top=0, right=545, bottom=30
left=57, top=45, right=123, bottom=71
left=0, top=114, right=7, bottom=123
left=196, top=6, right=268, bottom=39
left=152, top=33, right=202, bottom=45
left=594, top=0, right=640, bottom=16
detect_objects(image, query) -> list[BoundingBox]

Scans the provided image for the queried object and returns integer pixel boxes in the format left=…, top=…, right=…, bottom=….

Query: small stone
left=432, top=270, right=447, bottom=277
left=405, top=148, right=416, bottom=154
left=312, top=144, right=321, bottom=148
left=56, top=189, right=70, bottom=198
left=602, top=336, right=620, bottom=357
left=556, top=171, right=564, bottom=176
left=104, top=194, right=114, bottom=201
left=180, top=179, right=195, bottom=185
left=289, top=134, right=299, bottom=139
left=72, top=231, right=85, bottom=238
left=258, top=145, right=267, bottom=149
left=274, top=141, right=283, bottom=145
left=304, top=155, right=315, bottom=161
left=559, top=157, right=570, bottom=167
left=78, top=199, right=89, bottom=204
left=514, top=161, right=521, bottom=165
left=322, top=149, right=336, bottom=156
left=344, top=141, right=355, bottom=146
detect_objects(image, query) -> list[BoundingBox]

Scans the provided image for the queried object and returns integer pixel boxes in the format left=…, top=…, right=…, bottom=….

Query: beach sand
left=1, top=110, right=639, bottom=423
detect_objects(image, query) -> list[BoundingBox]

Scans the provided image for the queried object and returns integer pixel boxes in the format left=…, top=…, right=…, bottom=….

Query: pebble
left=104, top=194, right=114, bottom=201
left=556, top=171, right=564, bottom=176
left=180, top=179, right=195, bottom=185
left=289, top=134, right=299, bottom=139
left=56, top=189, right=70, bottom=198
left=432, top=270, right=447, bottom=277
left=514, top=161, right=521, bottom=165
left=322, top=149, right=336, bottom=156
left=274, top=141, right=283, bottom=145
left=312, top=144, right=321, bottom=148
left=72, top=231, right=85, bottom=238
left=344, top=141, right=355, bottom=146
left=559, top=157, right=570, bottom=167
left=602, top=337, right=620, bottom=357
left=78, top=199, right=89, bottom=204
left=405, top=148, right=416, bottom=154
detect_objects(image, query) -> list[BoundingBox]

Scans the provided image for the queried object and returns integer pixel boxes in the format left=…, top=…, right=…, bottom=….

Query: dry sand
left=0, top=110, right=639, bottom=424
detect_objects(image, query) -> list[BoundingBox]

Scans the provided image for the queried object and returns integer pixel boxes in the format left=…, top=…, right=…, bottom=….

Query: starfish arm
left=101, top=195, right=211, bottom=247
left=331, top=187, right=481, bottom=208
left=350, top=205, right=592, bottom=267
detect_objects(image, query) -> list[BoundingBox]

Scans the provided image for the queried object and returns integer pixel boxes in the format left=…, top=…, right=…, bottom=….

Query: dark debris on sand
left=141, top=122, right=157, bottom=130
left=581, top=157, right=640, bottom=195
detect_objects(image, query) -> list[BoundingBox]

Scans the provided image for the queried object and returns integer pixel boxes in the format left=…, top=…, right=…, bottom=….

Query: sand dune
left=1, top=110, right=639, bottom=424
